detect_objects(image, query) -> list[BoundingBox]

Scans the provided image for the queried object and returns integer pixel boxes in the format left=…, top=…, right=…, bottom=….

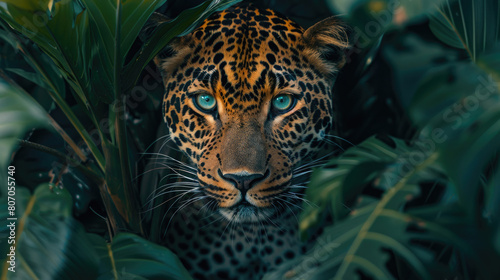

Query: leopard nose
left=219, top=170, right=268, bottom=193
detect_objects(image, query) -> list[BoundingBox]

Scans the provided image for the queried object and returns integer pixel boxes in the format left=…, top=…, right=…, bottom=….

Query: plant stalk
left=18, top=140, right=103, bottom=186
left=112, top=0, right=143, bottom=235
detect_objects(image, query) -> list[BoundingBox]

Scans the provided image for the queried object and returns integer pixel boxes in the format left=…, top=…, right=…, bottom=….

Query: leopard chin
left=219, top=202, right=276, bottom=223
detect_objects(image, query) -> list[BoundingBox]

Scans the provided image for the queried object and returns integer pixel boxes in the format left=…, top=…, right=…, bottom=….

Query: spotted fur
left=153, top=3, right=349, bottom=279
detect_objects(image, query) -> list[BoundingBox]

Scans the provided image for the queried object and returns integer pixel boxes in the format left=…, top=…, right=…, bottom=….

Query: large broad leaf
left=0, top=0, right=92, bottom=103
left=266, top=136, right=498, bottom=280
left=0, top=1, right=106, bottom=172
left=0, top=33, right=66, bottom=99
left=0, top=83, right=50, bottom=198
left=0, top=0, right=52, bottom=11
left=0, top=184, right=192, bottom=279
left=429, top=0, right=500, bottom=62
left=89, top=233, right=192, bottom=280
left=299, top=136, right=406, bottom=239
left=79, top=0, right=167, bottom=103
left=0, top=184, right=99, bottom=279
left=409, top=54, right=500, bottom=216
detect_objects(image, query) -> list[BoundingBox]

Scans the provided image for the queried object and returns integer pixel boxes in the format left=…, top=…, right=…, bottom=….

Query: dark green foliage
left=265, top=0, right=500, bottom=279
left=0, top=0, right=239, bottom=278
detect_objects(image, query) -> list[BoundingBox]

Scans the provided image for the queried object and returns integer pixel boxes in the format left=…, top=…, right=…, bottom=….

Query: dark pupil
left=202, top=96, right=212, bottom=103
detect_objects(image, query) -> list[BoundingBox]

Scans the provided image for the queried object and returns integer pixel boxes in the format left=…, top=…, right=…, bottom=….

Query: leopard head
left=155, top=4, right=349, bottom=222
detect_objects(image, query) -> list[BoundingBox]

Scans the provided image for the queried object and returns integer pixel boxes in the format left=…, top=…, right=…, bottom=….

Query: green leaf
left=300, top=136, right=410, bottom=239
left=0, top=0, right=52, bottom=12
left=125, top=0, right=242, bottom=86
left=6, top=68, right=47, bottom=89
left=409, top=54, right=500, bottom=216
left=0, top=184, right=99, bottom=279
left=429, top=0, right=500, bottom=62
left=266, top=135, right=488, bottom=280
left=0, top=183, right=191, bottom=279
left=0, top=83, right=50, bottom=197
left=89, top=233, right=192, bottom=280
left=120, top=0, right=167, bottom=58
left=0, top=0, right=92, bottom=103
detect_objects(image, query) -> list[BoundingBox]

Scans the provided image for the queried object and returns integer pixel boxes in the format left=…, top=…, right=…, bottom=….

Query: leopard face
left=155, top=4, right=349, bottom=223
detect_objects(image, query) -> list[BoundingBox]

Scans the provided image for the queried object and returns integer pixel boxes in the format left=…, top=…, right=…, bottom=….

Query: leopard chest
left=163, top=207, right=307, bottom=280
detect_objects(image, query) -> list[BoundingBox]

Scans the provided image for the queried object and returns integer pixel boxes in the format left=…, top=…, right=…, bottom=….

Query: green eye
left=195, top=93, right=216, bottom=112
left=272, top=94, right=295, bottom=113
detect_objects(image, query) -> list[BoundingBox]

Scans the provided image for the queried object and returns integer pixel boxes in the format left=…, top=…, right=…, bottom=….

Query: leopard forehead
left=159, top=4, right=335, bottom=115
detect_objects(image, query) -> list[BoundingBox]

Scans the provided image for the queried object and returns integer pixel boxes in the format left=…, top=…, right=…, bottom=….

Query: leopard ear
left=146, top=12, right=193, bottom=78
left=302, top=17, right=351, bottom=75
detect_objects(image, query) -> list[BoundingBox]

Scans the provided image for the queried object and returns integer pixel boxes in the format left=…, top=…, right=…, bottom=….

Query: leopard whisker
left=280, top=193, right=317, bottom=209
left=155, top=188, right=199, bottom=222
left=198, top=199, right=216, bottom=215
left=142, top=153, right=197, bottom=171
left=292, top=170, right=314, bottom=178
left=220, top=209, right=237, bottom=241
left=200, top=211, right=225, bottom=229
left=280, top=200, right=300, bottom=225
left=140, top=152, right=196, bottom=172
left=139, top=135, right=171, bottom=159
left=134, top=160, right=197, bottom=182
left=293, top=152, right=334, bottom=173
left=164, top=195, right=208, bottom=236
left=275, top=197, right=304, bottom=217
left=323, top=138, right=345, bottom=151
left=263, top=206, right=286, bottom=233
left=145, top=187, right=200, bottom=205
left=257, top=211, right=270, bottom=246
left=144, top=187, right=200, bottom=214
left=324, top=134, right=355, bottom=147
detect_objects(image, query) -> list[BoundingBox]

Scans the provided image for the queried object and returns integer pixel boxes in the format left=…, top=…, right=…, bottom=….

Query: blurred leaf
left=6, top=68, right=46, bottom=89
left=0, top=0, right=92, bottom=103
left=328, top=0, right=441, bottom=49
left=429, top=0, right=500, bottom=62
left=300, top=136, right=409, bottom=239
left=89, top=233, right=192, bottom=280
left=0, top=2, right=106, bottom=172
left=0, top=26, right=67, bottom=98
left=0, top=184, right=190, bottom=279
left=409, top=54, right=500, bottom=216
left=0, top=83, right=50, bottom=197
left=0, top=184, right=99, bottom=280
left=265, top=135, right=474, bottom=280
left=0, top=0, right=52, bottom=12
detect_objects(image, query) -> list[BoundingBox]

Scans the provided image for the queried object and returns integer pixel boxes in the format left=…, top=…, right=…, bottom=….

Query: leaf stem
left=436, top=3, right=474, bottom=61
left=334, top=153, right=438, bottom=279
left=113, top=0, right=143, bottom=235
left=18, top=139, right=104, bottom=186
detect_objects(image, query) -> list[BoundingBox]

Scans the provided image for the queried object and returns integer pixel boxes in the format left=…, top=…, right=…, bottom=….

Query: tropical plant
left=264, top=0, right=500, bottom=279
left=0, top=0, right=239, bottom=278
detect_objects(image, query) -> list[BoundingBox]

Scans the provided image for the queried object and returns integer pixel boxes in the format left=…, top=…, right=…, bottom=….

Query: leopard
left=150, top=3, right=349, bottom=280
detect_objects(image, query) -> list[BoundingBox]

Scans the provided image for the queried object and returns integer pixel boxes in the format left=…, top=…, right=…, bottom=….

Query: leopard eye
left=271, top=94, right=295, bottom=114
left=195, top=93, right=217, bottom=112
